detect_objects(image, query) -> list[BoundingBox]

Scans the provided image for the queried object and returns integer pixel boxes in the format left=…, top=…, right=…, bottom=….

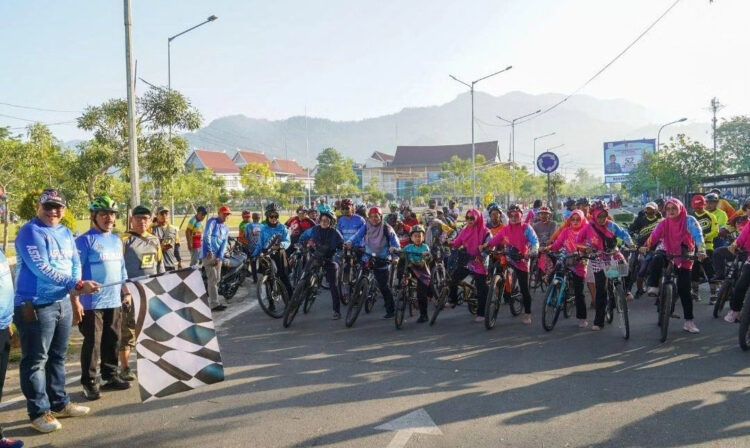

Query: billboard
left=602, top=138, right=655, bottom=184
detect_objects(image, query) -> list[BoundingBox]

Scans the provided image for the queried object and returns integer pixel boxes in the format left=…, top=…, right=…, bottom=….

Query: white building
left=185, top=149, right=242, bottom=191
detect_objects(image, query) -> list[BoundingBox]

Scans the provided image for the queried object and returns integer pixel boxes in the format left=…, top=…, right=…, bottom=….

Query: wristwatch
left=75, top=280, right=84, bottom=291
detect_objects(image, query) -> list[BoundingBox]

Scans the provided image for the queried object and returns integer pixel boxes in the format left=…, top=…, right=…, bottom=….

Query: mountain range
left=183, top=91, right=712, bottom=175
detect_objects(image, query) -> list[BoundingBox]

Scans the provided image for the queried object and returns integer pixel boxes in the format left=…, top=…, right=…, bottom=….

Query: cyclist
left=345, top=206, right=400, bottom=318
left=690, top=195, right=718, bottom=300
left=450, top=208, right=490, bottom=323
left=398, top=225, right=433, bottom=323
left=723, top=220, right=750, bottom=323
left=238, top=210, right=252, bottom=245
left=709, top=188, right=736, bottom=218
left=185, top=206, right=208, bottom=266
left=543, top=209, right=589, bottom=328
left=524, top=199, right=543, bottom=224
left=487, top=204, right=505, bottom=236
left=243, top=212, right=263, bottom=283
left=422, top=199, right=439, bottom=226
left=533, top=205, right=557, bottom=277
left=286, top=206, right=315, bottom=256
left=576, top=201, right=634, bottom=331
left=448, top=200, right=459, bottom=220
left=403, top=208, right=419, bottom=227
left=629, top=201, right=662, bottom=296
left=386, top=213, right=411, bottom=248
left=706, top=193, right=729, bottom=249
left=75, top=195, right=131, bottom=400
left=576, top=198, right=591, bottom=219
left=337, top=199, right=366, bottom=241
left=388, top=203, right=402, bottom=220
left=298, top=206, right=345, bottom=319
left=253, top=203, right=293, bottom=297
left=640, top=198, right=706, bottom=334
left=481, top=204, right=539, bottom=325
left=355, top=203, right=367, bottom=219
left=562, top=197, right=576, bottom=220
left=151, top=207, right=182, bottom=271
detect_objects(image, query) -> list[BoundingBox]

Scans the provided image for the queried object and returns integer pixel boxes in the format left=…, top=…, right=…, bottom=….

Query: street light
left=655, top=117, right=687, bottom=197
left=449, top=65, right=513, bottom=205
left=168, top=15, right=218, bottom=91
left=533, top=132, right=556, bottom=175
left=497, top=109, right=541, bottom=164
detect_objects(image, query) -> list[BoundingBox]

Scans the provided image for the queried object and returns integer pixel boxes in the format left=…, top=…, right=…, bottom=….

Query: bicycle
left=713, top=250, right=746, bottom=318
left=445, top=248, right=481, bottom=316
left=394, top=249, right=431, bottom=329
left=653, top=251, right=698, bottom=343
left=282, top=244, right=329, bottom=328
left=597, top=249, right=631, bottom=340
left=484, top=249, right=510, bottom=330
left=529, top=253, right=548, bottom=293
left=540, top=251, right=583, bottom=331
left=255, top=235, right=290, bottom=319
left=345, top=252, right=394, bottom=328
left=337, top=246, right=360, bottom=306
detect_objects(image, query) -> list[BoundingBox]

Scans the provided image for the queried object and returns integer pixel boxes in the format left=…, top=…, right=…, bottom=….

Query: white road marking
left=375, top=408, right=443, bottom=448
left=0, top=375, right=81, bottom=410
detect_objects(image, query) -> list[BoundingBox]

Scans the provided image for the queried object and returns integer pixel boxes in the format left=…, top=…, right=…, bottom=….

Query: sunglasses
left=569, top=217, right=581, bottom=222
left=465, top=216, right=475, bottom=221
left=42, top=203, right=64, bottom=211
left=268, top=214, right=279, bottom=219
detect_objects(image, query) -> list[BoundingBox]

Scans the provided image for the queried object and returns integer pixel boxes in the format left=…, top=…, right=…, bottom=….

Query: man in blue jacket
left=202, top=205, right=231, bottom=312
left=299, top=207, right=344, bottom=319
left=13, top=189, right=98, bottom=433
left=253, top=203, right=292, bottom=297
left=75, top=195, right=131, bottom=401
left=0, top=248, right=24, bottom=447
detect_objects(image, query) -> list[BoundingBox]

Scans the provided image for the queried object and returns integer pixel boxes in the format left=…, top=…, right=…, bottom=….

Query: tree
left=314, top=148, right=359, bottom=196
left=240, top=162, right=277, bottom=204
left=438, top=154, right=487, bottom=198
left=716, top=116, right=750, bottom=172
left=276, top=180, right=306, bottom=209
left=162, top=168, right=225, bottom=213
left=364, top=177, right=386, bottom=204
left=76, top=86, right=202, bottom=202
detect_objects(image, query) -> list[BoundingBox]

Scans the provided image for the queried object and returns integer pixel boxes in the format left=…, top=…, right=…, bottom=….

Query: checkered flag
left=130, top=268, right=224, bottom=401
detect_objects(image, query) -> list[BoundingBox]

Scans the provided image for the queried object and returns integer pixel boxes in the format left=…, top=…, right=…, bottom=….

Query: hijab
left=363, top=218, right=388, bottom=252
left=460, top=208, right=488, bottom=249
left=566, top=209, right=587, bottom=230
left=662, top=197, right=693, bottom=255
left=590, top=207, right=614, bottom=238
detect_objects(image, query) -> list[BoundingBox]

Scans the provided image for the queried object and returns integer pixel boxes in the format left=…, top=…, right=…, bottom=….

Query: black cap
left=38, top=189, right=66, bottom=207
left=157, top=206, right=170, bottom=214
left=132, top=205, right=152, bottom=216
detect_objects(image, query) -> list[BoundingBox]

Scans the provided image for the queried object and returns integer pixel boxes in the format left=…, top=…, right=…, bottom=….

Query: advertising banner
left=603, top=138, right=655, bottom=184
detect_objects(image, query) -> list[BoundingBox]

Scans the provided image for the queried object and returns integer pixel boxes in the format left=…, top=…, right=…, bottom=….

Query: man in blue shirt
left=13, top=189, right=98, bottom=433
left=75, top=195, right=131, bottom=401
left=203, top=205, right=231, bottom=311
left=336, top=198, right=366, bottom=242
left=0, top=249, right=24, bottom=447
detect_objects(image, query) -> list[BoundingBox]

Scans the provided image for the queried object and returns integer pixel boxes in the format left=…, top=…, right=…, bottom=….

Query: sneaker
left=626, top=292, right=634, bottom=301
left=0, top=437, right=25, bottom=448
left=51, top=402, right=90, bottom=419
left=647, top=287, right=658, bottom=297
left=211, top=305, right=227, bottom=312
left=30, top=412, right=61, bottom=433
left=417, top=315, right=428, bottom=323
left=578, top=319, right=588, bottom=328
left=683, top=321, right=700, bottom=334
left=691, top=292, right=701, bottom=302
left=522, top=314, right=532, bottom=325
left=591, top=325, right=602, bottom=331
left=82, top=382, right=101, bottom=401
left=101, top=376, right=131, bottom=391
left=332, top=312, right=341, bottom=320
left=120, top=367, right=136, bottom=382
left=383, top=312, right=395, bottom=319
left=473, top=316, right=485, bottom=323
left=724, top=310, right=740, bottom=323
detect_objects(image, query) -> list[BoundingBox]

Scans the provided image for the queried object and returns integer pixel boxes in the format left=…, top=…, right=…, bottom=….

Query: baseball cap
left=38, top=189, right=66, bottom=207
left=218, top=205, right=232, bottom=215
left=538, top=206, right=552, bottom=214
left=132, top=205, right=152, bottom=216
left=157, top=206, right=170, bottom=214
left=644, top=202, right=658, bottom=210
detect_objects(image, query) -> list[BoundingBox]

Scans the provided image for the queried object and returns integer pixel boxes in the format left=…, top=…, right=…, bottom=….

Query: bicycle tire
left=542, top=284, right=561, bottom=331
left=660, top=283, right=673, bottom=343
left=257, top=275, right=287, bottom=319
left=364, top=281, right=377, bottom=314
left=338, top=265, right=352, bottom=306
left=739, top=290, right=750, bottom=351
left=395, top=288, right=407, bottom=329
left=283, top=280, right=306, bottom=328
left=616, top=282, right=630, bottom=340
left=430, top=286, right=449, bottom=326
left=713, top=279, right=732, bottom=318
left=563, top=282, right=575, bottom=319
left=432, top=264, right=446, bottom=292
left=484, top=274, right=503, bottom=330
left=508, top=277, right=523, bottom=316
left=605, top=282, right=615, bottom=324
left=302, top=274, right=318, bottom=314
left=345, top=278, right=369, bottom=328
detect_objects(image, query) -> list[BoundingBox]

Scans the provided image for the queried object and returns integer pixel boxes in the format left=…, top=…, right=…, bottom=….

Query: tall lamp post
left=497, top=109, right=541, bottom=163
left=168, top=15, right=218, bottom=92
left=655, top=117, right=687, bottom=198
left=449, top=65, right=513, bottom=205
left=533, top=132, right=556, bottom=175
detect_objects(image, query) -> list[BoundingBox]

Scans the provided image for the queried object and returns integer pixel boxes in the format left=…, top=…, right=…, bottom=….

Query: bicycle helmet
left=341, top=198, right=353, bottom=208
left=368, top=206, right=382, bottom=216
left=196, top=205, right=208, bottom=215
left=389, top=203, right=398, bottom=211
left=385, top=213, right=398, bottom=226
left=487, top=204, right=503, bottom=216
left=355, top=203, right=367, bottom=217
left=486, top=201, right=499, bottom=211
left=691, top=195, right=706, bottom=209
left=575, top=197, right=590, bottom=207
left=705, top=193, right=720, bottom=203
left=318, top=204, right=335, bottom=222
left=538, top=205, right=551, bottom=214
left=89, top=195, right=119, bottom=213
left=409, top=224, right=426, bottom=235
left=507, top=204, right=523, bottom=214
left=242, top=210, right=251, bottom=218
left=296, top=205, right=306, bottom=213
left=265, top=202, right=279, bottom=217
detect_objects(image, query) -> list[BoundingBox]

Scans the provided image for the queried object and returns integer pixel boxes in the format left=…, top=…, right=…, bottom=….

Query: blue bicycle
left=541, top=251, right=583, bottom=331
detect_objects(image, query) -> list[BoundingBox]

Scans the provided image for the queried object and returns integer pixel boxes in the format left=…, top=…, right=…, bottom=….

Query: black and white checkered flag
left=130, top=268, right=224, bottom=401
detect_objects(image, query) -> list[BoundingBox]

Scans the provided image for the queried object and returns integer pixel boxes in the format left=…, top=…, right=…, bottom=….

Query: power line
left=0, top=101, right=81, bottom=113
left=6, top=120, right=77, bottom=130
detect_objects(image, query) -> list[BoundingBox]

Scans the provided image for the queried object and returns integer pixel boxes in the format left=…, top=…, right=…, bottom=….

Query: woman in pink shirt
left=449, top=208, right=490, bottom=323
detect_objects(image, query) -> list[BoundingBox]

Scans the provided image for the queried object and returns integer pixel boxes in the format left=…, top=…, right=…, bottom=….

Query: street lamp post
left=168, top=15, right=218, bottom=92
left=496, top=109, right=541, bottom=164
left=533, top=132, right=556, bottom=175
left=655, top=117, right=687, bottom=198
left=449, top=66, right=513, bottom=205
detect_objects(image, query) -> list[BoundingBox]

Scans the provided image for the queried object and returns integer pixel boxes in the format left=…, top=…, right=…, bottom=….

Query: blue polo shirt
left=76, top=228, right=128, bottom=310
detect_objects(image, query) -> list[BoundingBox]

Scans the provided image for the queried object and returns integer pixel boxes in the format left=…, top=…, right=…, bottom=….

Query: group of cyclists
left=223, top=189, right=750, bottom=347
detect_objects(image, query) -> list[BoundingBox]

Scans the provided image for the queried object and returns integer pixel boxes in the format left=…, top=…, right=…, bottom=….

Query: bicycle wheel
left=345, top=278, right=369, bottom=328
left=563, top=282, right=575, bottom=318
left=395, top=288, right=408, bottom=329
left=615, top=282, right=630, bottom=340
left=432, top=263, right=446, bottom=292
left=484, top=274, right=503, bottom=330
left=659, top=283, right=674, bottom=343
left=605, top=282, right=615, bottom=324
left=364, top=281, right=377, bottom=314
left=338, top=265, right=352, bottom=306
left=713, top=279, right=733, bottom=318
left=257, top=275, right=287, bottom=319
left=739, top=292, right=750, bottom=351
left=283, top=280, right=306, bottom=328
left=430, top=286, right=449, bottom=326
left=507, top=273, right=523, bottom=316
left=302, top=274, right=318, bottom=314
left=542, top=284, right=561, bottom=331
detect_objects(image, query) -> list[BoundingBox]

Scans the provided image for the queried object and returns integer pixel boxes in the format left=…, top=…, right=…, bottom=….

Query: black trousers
left=449, top=266, right=488, bottom=316
left=731, top=264, right=750, bottom=312
left=593, top=271, right=609, bottom=327
left=691, top=249, right=714, bottom=282
left=0, top=328, right=9, bottom=438
left=324, top=261, right=342, bottom=313
left=396, top=259, right=433, bottom=317
left=712, top=247, right=735, bottom=279
left=569, top=272, right=587, bottom=319
left=515, top=270, right=533, bottom=314
left=271, top=251, right=293, bottom=295
left=373, top=268, right=395, bottom=314
left=78, top=307, right=122, bottom=385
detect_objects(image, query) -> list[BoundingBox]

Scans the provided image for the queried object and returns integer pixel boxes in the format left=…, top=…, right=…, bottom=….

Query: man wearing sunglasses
left=253, top=203, right=293, bottom=298
left=14, top=189, right=98, bottom=433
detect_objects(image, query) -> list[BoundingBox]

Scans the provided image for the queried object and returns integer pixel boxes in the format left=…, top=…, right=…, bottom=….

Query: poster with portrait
left=602, top=139, right=655, bottom=184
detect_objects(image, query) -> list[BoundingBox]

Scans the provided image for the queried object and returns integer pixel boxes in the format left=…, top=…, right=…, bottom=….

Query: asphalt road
left=1, top=282, right=748, bottom=448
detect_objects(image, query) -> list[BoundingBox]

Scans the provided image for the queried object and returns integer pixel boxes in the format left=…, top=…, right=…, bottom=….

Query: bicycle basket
left=604, top=259, right=628, bottom=279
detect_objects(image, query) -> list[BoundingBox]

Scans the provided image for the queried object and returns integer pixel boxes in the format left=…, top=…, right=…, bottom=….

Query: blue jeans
left=13, top=300, right=72, bottom=420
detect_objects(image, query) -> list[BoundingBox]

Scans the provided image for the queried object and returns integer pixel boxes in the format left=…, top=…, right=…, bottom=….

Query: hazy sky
left=1, top=0, right=748, bottom=142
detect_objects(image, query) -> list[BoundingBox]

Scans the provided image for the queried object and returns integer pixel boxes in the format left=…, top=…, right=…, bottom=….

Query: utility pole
left=709, top=97, right=725, bottom=176
left=124, top=0, right=140, bottom=207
